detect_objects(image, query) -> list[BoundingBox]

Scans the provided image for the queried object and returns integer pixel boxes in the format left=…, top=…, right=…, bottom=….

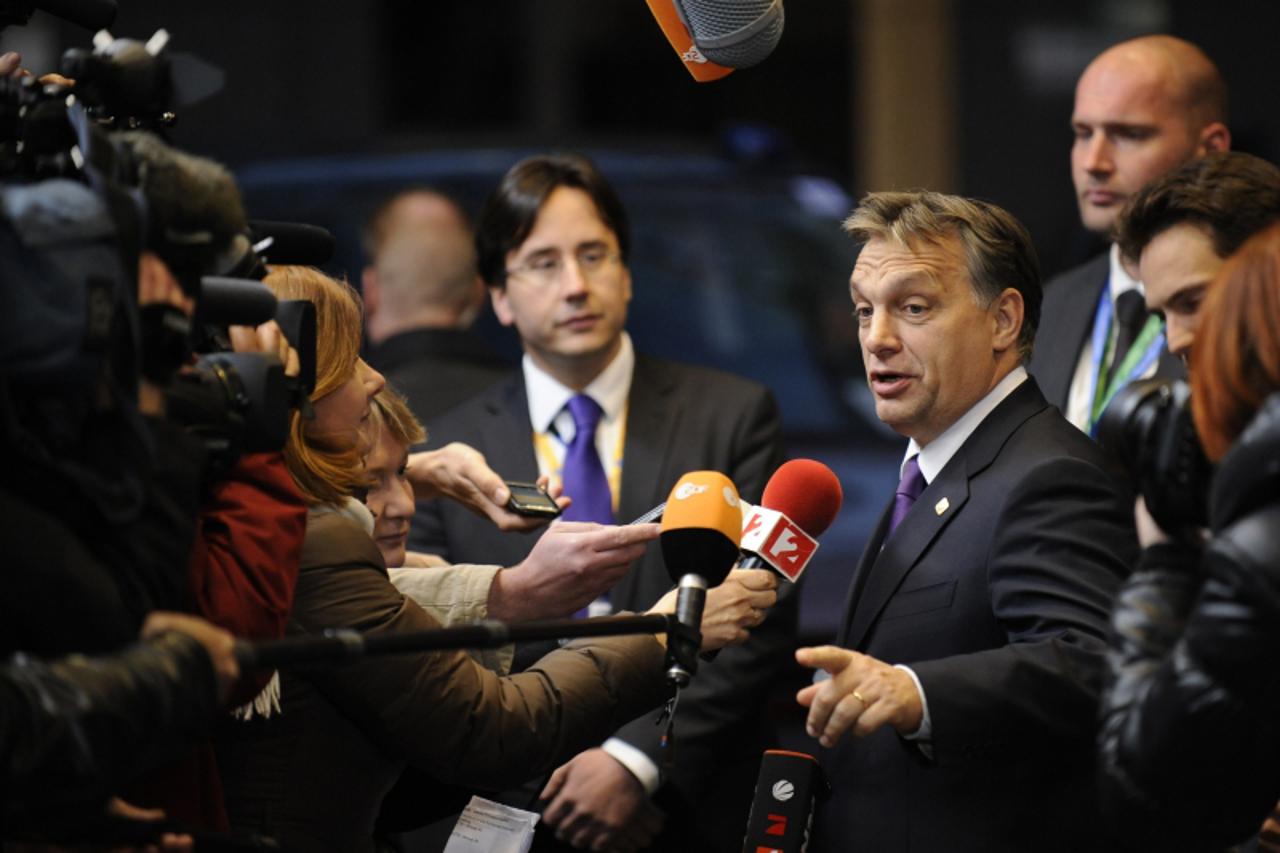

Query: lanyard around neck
left=1085, top=285, right=1165, bottom=435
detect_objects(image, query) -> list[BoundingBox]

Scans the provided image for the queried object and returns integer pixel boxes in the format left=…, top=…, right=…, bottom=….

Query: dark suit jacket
left=410, top=353, right=792, bottom=850
left=817, top=377, right=1137, bottom=852
left=1030, top=252, right=1185, bottom=416
left=366, top=327, right=511, bottom=426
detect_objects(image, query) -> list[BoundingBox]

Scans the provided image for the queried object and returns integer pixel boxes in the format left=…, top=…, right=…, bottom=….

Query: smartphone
left=505, top=481, right=562, bottom=518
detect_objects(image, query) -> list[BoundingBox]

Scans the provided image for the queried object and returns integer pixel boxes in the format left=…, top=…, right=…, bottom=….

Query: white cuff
left=601, top=738, right=661, bottom=796
left=894, top=664, right=932, bottom=741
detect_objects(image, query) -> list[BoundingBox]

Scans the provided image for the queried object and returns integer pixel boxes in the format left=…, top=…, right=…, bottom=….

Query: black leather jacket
left=1, top=631, right=219, bottom=823
left=1099, top=393, right=1280, bottom=851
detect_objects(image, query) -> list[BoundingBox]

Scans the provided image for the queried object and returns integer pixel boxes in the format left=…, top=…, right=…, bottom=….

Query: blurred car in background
left=236, top=143, right=903, bottom=642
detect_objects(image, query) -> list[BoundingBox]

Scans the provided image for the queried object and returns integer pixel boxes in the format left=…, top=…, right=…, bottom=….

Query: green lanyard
left=1089, top=314, right=1164, bottom=426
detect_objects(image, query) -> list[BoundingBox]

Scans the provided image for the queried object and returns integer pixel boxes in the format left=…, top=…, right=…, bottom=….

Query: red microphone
left=739, top=459, right=843, bottom=582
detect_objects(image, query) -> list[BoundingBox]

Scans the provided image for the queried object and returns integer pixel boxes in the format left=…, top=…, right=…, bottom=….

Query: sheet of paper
left=443, top=795, right=540, bottom=853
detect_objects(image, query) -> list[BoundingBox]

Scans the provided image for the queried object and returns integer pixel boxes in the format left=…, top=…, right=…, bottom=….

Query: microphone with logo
left=645, top=0, right=785, bottom=82
left=739, top=459, right=844, bottom=583
left=659, top=470, right=744, bottom=686
left=742, top=750, right=827, bottom=853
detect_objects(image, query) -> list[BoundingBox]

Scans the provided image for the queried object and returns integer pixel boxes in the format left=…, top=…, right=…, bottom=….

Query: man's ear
left=457, top=275, right=487, bottom=327
left=361, top=266, right=380, bottom=321
left=490, top=284, right=514, bottom=327
left=991, top=287, right=1024, bottom=354
left=1198, top=121, right=1231, bottom=154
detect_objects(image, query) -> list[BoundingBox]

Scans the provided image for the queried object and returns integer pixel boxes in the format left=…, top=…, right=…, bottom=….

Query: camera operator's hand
left=1258, top=802, right=1280, bottom=852
left=1134, top=497, right=1172, bottom=548
left=646, top=568, right=778, bottom=652
left=136, top=253, right=196, bottom=415
left=406, top=442, right=571, bottom=532
left=487, top=522, right=658, bottom=622
left=140, top=612, right=239, bottom=703
left=138, top=253, right=195, bottom=317
left=229, top=320, right=301, bottom=377
left=0, top=51, right=73, bottom=85
left=0, top=51, right=22, bottom=78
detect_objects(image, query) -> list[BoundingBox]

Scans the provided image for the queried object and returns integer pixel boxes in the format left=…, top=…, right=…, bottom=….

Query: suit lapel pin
left=935, top=497, right=950, bottom=516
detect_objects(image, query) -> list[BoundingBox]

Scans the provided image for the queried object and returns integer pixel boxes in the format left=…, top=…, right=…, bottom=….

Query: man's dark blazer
left=367, top=327, right=511, bottom=426
left=1030, top=252, right=1185, bottom=416
left=410, top=352, right=793, bottom=852
left=815, top=377, right=1136, bottom=852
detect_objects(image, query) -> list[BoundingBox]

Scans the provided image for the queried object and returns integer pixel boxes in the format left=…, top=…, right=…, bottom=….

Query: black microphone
left=248, top=220, right=335, bottom=267
left=658, top=470, right=743, bottom=685
left=742, top=750, right=826, bottom=853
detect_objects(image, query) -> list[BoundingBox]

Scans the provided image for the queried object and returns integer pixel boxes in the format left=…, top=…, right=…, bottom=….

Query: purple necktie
left=886, top=456, right=926, bottom=538
left=560, top=395, right=613, bottom=617
left=560, top=394, right=614, bottom=524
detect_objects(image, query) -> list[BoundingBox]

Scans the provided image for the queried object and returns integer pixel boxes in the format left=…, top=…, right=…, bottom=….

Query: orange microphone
left=659, top=471, right=742, bottom=684
left=659, top=470, right=743, bottom=584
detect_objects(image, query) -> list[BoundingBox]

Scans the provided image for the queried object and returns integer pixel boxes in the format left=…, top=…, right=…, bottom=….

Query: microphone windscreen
left=660, top=471, right=743, bottom=585
left=675, top=0, right=784, bottom=69
left=761, top=459, right=843, bottom=537
left=249, top=220, right=336, bottom=266
left=645, top=0, right=734, bottom=82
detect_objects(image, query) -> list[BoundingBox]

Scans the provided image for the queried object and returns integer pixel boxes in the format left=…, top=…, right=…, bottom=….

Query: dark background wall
left=4, top=0, right=1278, bottom=276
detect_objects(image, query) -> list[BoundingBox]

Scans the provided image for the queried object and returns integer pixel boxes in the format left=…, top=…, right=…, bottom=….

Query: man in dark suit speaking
left=796, top=191, right=1137, bottom=852
left=412, top=152, right=790, bottom=852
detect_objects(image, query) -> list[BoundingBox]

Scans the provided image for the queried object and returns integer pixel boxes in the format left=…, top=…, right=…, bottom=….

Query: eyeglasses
left=504, top=246, right=621, bottom=286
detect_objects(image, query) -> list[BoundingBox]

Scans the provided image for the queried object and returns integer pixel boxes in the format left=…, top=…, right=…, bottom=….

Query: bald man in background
left=1029, top=35, right=1230, bottom=434
left=362, top=189, right=510, bottom=424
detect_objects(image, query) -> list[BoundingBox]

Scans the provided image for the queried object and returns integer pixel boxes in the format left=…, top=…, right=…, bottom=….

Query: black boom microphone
left=234, top=614, right=674, bottom=671
left=248, top=220, right=335, bottom=267
left=742, top=750, right=827, bottom=853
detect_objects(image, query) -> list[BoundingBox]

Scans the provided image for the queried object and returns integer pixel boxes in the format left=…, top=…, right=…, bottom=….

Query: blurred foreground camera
left=169, top=278, right=317, bottom=483
left=1096, top=377, right=1213, bottom=534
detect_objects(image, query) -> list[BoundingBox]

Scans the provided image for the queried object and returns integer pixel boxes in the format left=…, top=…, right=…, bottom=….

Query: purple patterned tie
left=886, top=456, right=926, bottom=538
left=560, top=395, right=613, bottom=617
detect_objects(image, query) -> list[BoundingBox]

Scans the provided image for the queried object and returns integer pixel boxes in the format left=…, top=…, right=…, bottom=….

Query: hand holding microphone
left=700, top=568, right=778, bottom=646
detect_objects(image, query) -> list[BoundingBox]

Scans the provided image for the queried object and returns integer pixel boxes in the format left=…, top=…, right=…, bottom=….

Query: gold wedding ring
left=852, top=690, right=867, bottom=704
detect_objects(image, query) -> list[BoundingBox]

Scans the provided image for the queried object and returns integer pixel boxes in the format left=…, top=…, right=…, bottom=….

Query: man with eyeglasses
left=412, top=152, right=791, bottom=852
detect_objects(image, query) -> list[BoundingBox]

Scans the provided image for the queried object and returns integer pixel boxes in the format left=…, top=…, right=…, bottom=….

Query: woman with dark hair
left=1098, top=222, right=1280, bottom=851
left=215, top=267, right=760, bottom=852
